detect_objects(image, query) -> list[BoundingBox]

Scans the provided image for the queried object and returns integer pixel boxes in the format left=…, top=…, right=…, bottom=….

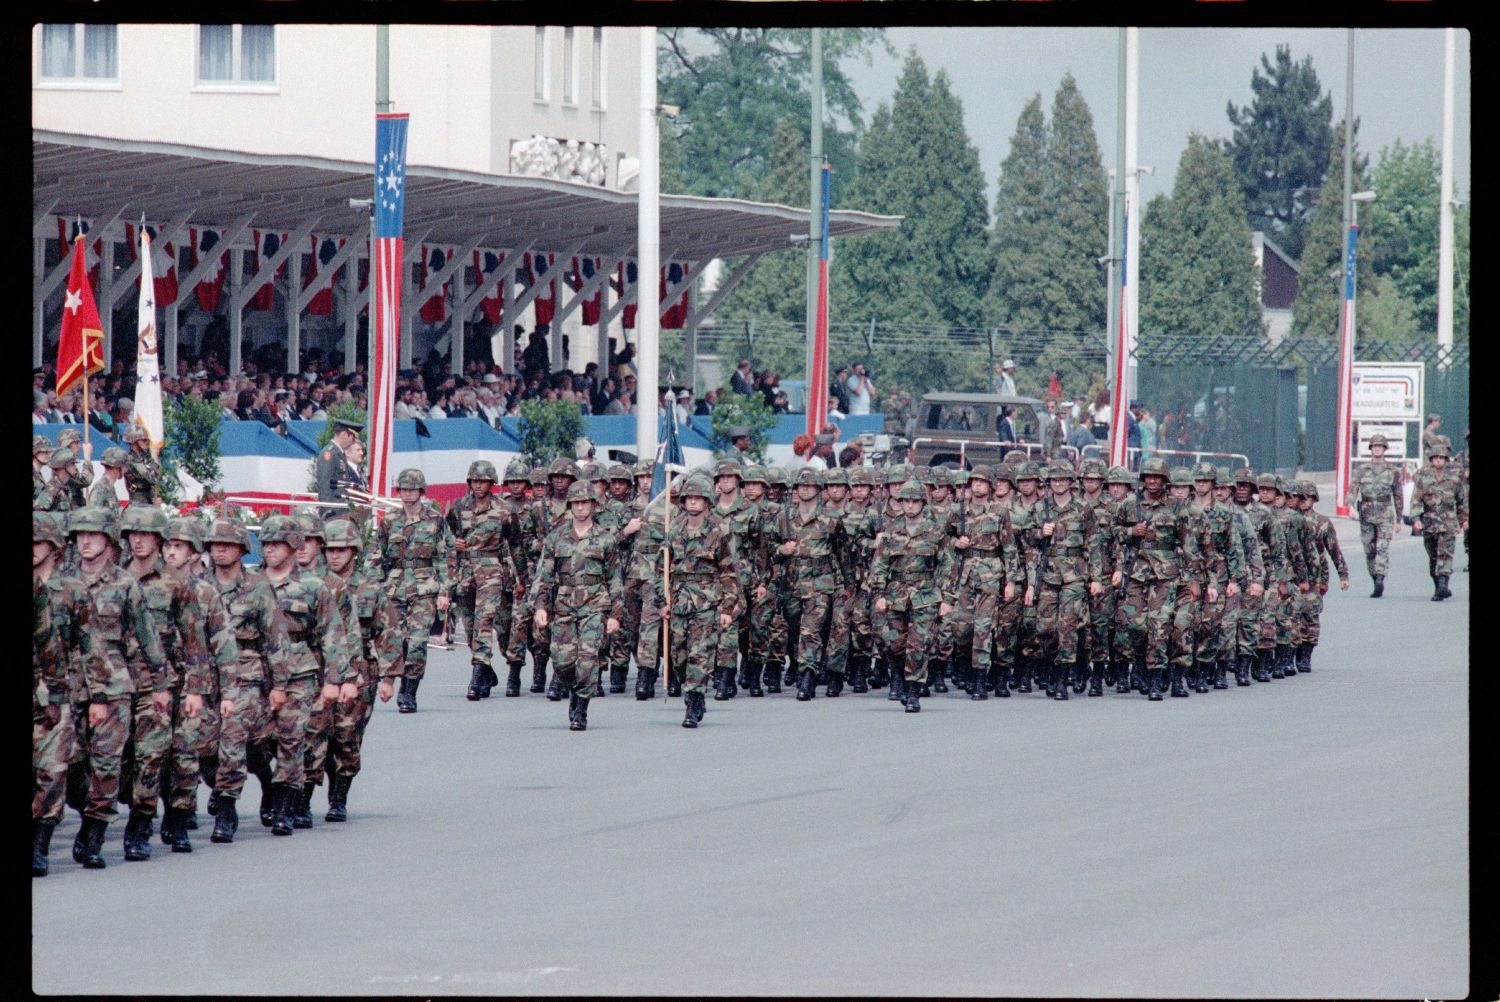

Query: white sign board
left=1351, top=363, right=1423, bottom=421
left=1356, top=422, right=1408, bottom=459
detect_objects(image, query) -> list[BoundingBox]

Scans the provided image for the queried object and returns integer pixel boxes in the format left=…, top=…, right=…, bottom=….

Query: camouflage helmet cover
left=1079, top=458, right=1108, bottom=478
left=895, top=481, right=927, bottom=501
left=33, top=511, right=65, bottom=548
left=794, top=467, right=822, bottom=487
left=504, top=459, right=532, bottom=483
left=48, top=448, right=75, bottom=470
left=292, top=511, right=325, bottom=540
left=1015, top=461, right=1042, bottom=481
left=1232, top=466, right=1256, bottom=484
left=1255, top=473, right=1281, bottom=490
left=1046, top=463, right=1076, bottom=481
left=1428, top=440, right=1451, bottom=457
left=968, top=464, right=994, bottom=483
left=33, top=433, right=53, bottom=455
left=257, top=514, right=304, bottom=547
left=466, top=460, right=498, bottom=482
left=677, top=475, right=714, bottom=500
left=1140, top=457, right=1170, bottom=477
left=100, top=447, right=130, bottom=468
left=1367, top=433, right=1389, bottom=448
left=607, top=464, right=634, bottom=482
left=166, top=515, right=205, bottom=552
left=764, top=466, right=789, bottom=487
left=58, top=428, right=83, bottom=447
left=741, top=465, right=769, bottom=485
left=1192, top=462, right=1218, bottom=482
left=581, top=461, right=608, bottom=482
left=395, top=468, right=427, bottom=490
left=848, top=466, right=877, bottom=486
left=712, top=460, right=744, bottom=481
left=564, top=481, right=596, bottom=503
left=119, top=504, right=169, bottom=537
left=68, top=506, right=118, bottom=541
left=206, top=518, right=250, bottom=549
left=822, top=467, right=849, bottom=486
left=1168, top=467, right=1193, bottom=485
left=1106, top=465, right=1135, bottom=485
left=548, top=458, right=579, bottom=478
left=322, top=518, right=363, bottom=551
left=122, top=425, right=149, bottom=444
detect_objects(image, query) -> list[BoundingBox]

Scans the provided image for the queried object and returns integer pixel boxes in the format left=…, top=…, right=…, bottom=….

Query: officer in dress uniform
left=316, top=418, right=365, bottom=509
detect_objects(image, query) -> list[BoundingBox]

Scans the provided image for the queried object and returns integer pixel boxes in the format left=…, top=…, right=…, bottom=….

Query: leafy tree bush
left=519, top=398, right=586, bottom=465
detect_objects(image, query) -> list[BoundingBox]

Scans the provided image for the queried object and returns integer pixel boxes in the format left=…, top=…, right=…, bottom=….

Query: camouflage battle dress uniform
left=1409, top=443, right=1467, bottom=601
left=121, top=426, right=162, bottom=504
left=1349, top=434, right=1403, bottom=596
left=1293, top=481, right=1348, bottom=671
left=631, top=494, right=673, bottom=699
left=868, top=482, right=957, bottom=712
left=709, top=462, right=761, bottom=699
left=1188, top=466, right=1248, bottom=691
left=1028, top=467, right=1107, bottom=699
left=448, top=460, right=526, bottom=700
left=778, top=469, right=850, bottom=701
left=605, top=464, right=647, bottom=694
left=508, top=460, right=577, bottom=697
left=1264, top=476, right=1313, bottom=680
left=839, top=467, right=885, bottom=693
left=368, top=469, right=454, bottom=712
left=951, top=467, right=1023, bottom=700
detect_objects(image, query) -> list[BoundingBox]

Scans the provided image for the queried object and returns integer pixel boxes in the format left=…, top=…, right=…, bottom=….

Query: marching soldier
left=35, top=449, right=83, bottom=514
left=121, top=426, right=162, bottom=504
left=1028, top=464, right=1106, bottom=700
left=1163, top=468, right=1216, bottom=697
left=368, top=469, right=453, bottom=712
left=659, top=475, right=741, bottom=727
left=709, top=460, right=758, bottom=699
left=88, top=448, right=129, bottom=511
left=34, top=434, right=54, bottom=501
left=869, top=482, right=956, bottom=712
left=840, top=466, right=884, bottom=693
left=1292, top=481, right=1348, bottom=671
left=777, top=468, right=848, bottom=701
left=1076, top=459, right=1117, bottom=696
left=605, top=464, right=644, bottom=694
left=1190, top=465, right=1247, bottom=691
left=1265, top=476, right=1312, bottom=680
left=316, top=417, right=365, bottom=508
left=952, top=466, right=1022, bottom=699
left=1409, top=441, right=1467, bottom=601
left=529, top=482, right=625, bottom=731
left=510, top=459, right=579, bottom=699
left=1350, top=433, right=1402, bottom=597
left=448, top=460, right=524, bottom=700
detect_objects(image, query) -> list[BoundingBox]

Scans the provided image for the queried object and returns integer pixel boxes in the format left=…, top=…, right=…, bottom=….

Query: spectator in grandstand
left=730, top=358, right=755, bottom=397
left=846, top=363, right=875, bottom=416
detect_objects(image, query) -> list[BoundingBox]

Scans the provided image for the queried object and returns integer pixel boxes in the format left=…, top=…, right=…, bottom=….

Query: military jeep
left=909, top=392, right=1044, bottom=468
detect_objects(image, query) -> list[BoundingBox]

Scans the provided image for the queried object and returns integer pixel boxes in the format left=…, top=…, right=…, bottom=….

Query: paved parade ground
left=31, top=511, right=1469, bottom=997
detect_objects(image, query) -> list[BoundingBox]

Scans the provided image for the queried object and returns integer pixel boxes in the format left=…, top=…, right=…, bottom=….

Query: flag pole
left=78, top=235, right=89, bottom=455
left=661, top=458, right=672, bottom=700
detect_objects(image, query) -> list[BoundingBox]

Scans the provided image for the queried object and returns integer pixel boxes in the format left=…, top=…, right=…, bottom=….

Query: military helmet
left=913, top=466, right=933, bottom=486
left=48, top=448, right=75, bottom=470
left=581, top=461, right=608, bottom=483
left=322, top=518, right=363, bottom=552
left=1255, top=473, right=1280, bottom=491
left=1428, top=440, right=1451, bottom=458
left=1003, top=449, right=1028, bottom=467
left=503, top=459, right=532, bottom=483
left=1015, top=461, right=1042, bottom=481
left=1304, top=481, right=1321, bottom=501
left=1140, top=457, right=1170, bottom=478
left=1106, top=465, right=1135, bottom=486
left=884, top=465, right=907, bottom=485
left=969, top=464, right=994, bottom=483
left=1079, top=458, right=1108, bottom=479
left=764, top=467, right=789, bottom=488
left=33, top=434, right=53, bottom=456
left=895, top=481, right=927, bottom=502
left=292, top=511, right=325, bottom=541
left=1232, top=467, right=1255, bottom=485
left=993, top=464, right=1017, bottom=485
left=742, top=465, right=769, bottom=485
left=1168, top=467, right=1193, bottom=485
left=529, top=468, right=549, bottom=487
left=100, top=446, right=130, bottom=469
left=823, top=467, right=849, bottom=486
left=564, top=481, right=596, bottom=503
left=548, top=458, right=578, bottom=479
left=794, top=467, right=822, bottom=487
left=206, top=518, right=250, bottom=550
left=119, top=504, right=169, bottom=537
left=68, top=506, right=118, bottom=541
left=1367, top=433, right=1389, bottom=448
left=607, top=464, right=634, bottom=482
left=466, top=460, right=498, bottom=482
left=1192, top=462, right=1218, bottom=482
left=849, top=466, right=877, bottom=487
left=1216, top=467, right=1233, bottom=485
left=58, top=428, right=83, bottom=448
left=1047, top=464, right=1076, bottom=481
left=395, top=468, right=427, bottom=491
left=633, top=460, right=655, bottom=478
left=258, top=514, right=304, bottom=547
left=33, top=511, right=66, bottom=548
left=677, top=475, right=714, bottom=501
left=122, top=425, right=148, bottom=444
left=712, top=460, right=744, bottom=481
left=166, top=516, right=205, bottom=552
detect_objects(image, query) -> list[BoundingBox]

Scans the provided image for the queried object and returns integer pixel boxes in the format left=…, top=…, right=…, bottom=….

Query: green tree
left=518, top=398, right=586, bottom=465
left=162, top=395, right=223, bottom=504
left=1041, top=74, right=1109, bottom=335
left=658, top=28, right=886, bottom=201
left=1140, top=134, right=1264, bottom=342
left=1360, top=273, right=1421, bottom=343
left=831, top=52, right=991, bottom=395
left=988, top=94, right=1052, bottom=331
left=1226, top=45, right=1335, bottom=260
left=1292, top=122, right=1380, bottom=341
left=708, top=388, right=778, bottom=462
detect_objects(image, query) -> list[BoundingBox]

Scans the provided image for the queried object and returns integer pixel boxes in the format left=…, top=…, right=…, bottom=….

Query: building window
left=196, top=24, right=276, bottom=87
left=533, top=26, right=548, bottom=102
left=39, top=24, right=118, bottom=81
left=562, top=27, right=576, bottom=105
left=591, top=27, right=605, bottom=110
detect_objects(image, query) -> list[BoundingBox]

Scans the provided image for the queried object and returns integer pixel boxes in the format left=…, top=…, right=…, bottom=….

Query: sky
left=839, top=28, right=1471, bottom=211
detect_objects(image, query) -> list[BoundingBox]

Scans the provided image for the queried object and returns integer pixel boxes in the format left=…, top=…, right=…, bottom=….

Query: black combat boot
left=796, top=668, right=815, bottom=701
left=682, top=690, right=705, bottom=728
left=993, top=665, right=1010, bottom=697
left=903, top=675, right=922, bottom=713
left=210, top=796, right=239, bottom=843
left=466, top=663, right=487, bottom=701
left=33, top=819, right=56, bottom=876
left=971, top=663, right=989, bottom=701
left=746, top=659, right=764, bottom=697
left=1437, top=574, right=1451, bottom=600
left=571, top=694, right=590, bottom=732
left=784, top=658, right=798, bottom=687
left=546, top=668, right=565, bottom=701
left=1052, top=660, right=1070, bottom=700
left=826, top=671, right=844, bottom=697
left=1146, top=668, right=1164, bottom=701
left=1370, top=574, right=1384, bottom=598
left=609, top=664, right=628, bottom=694
left=74, top=817, right=107, bottom=869
left=205, top=790, right=221, bottom=819
left=850, top=658, right=868, bottom=694
left=292, top=784, right=315, bottom=829
left=1170, top=666, right=1189, bottom=697
left=1214, top=659, right=1231, bottom=689
left=164, top=806, right=193, bottom=853
left=567, top=691, right=581, bottom=728
left=122, top=809, right=153, bottom=861
left=1235, top=653, right=1252, bottom=686
left=1191, top=664, right=1209, bottom=694
left=737, top=659, right=751, bottom=691
left=713, top=666, right=730, bottom=701
left=1015, top=658, right=1033, bottom=694
left=887, top=656, right=905, bottom=701
left=482, top=664, right=499, bottom=697
left=253, top=774, right=276, bottom=828
left=667, top=668, right=682, bottom=698
left=270, top=784, right=294, bottom=837
left=1252, top=649, right=1271, bottom=682
left=870, top=656, right=888, bottom=689
left=1272, top=645, right=1291, bottom=678
left=1297, top=643, right=1314, bottom=673
left=1268, top=646, right=1285, bottom=679
left=529, top=661, right=547, bottom=693
left=506, top=663, right=523, bottom=697
left=325, top=774, right=353, bottom=823
left=636, top=664, right=657, bottom=700
left=395, top=676, right=415, bottom=712
left=765, top=659, right=783, bottom=694
left=1089, top=662, right=1105, bottom=697
left=932, top=661, right=948, bottom=694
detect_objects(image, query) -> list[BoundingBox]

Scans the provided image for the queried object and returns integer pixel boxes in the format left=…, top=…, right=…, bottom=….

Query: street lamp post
left=1334, top=188, right=1376, bottom=517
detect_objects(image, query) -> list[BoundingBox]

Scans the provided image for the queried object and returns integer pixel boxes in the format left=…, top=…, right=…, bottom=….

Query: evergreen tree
left=1292, top=122, right=1382, bottom=341
left=988, top=94, right=1052, bottom=332
left=1226, top=46, right=1335, bottom=260
left=1139, top=134, right=1264, bottom=342
left=831, top=53, right=991, bottom=394
left=1041, top=74, right=1109, bottom=335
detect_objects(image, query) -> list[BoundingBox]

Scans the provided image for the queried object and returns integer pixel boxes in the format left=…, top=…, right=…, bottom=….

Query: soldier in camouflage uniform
left=33, top=513, right=89, bottom=876
left=493, top=461, right=537, bottom=695
left=709, top=460, right=760, bottom=699
left=765, top=467, right=800, bottom=691
left=1262, top=475, right=1312, bottom=679
left=34, top=434, right=54, bottom=501
left=775, top=468, right=850, bottom=700
left=1028, top=464, right=1106, bottom=699
left=1009, top=462, right=1047, bottom=693
left=1111, top=458, right=1204, bottom=700
left=159, top=516, right=239, bottom=851
left=35, top=448, right=83, bottom=514
left=659, top=475, right=741, bottom=727
left=1350, top=433, right=1403, bottom=597
left=528, top=482, right=624, bottom=731
left=1213, top=470, right=1262, bottom=687
left=65, top=507, right=169, bottom=867
left=1075, top=459, right=1116, bottom=695
left=870, top=482, right=956, bottom=712
left=368, top=468, right=453, bottom=712
left=448, top=460, right=525, bottom=700
left=119, top=505, right=211, bottom=860
left=605, top=464, right=646, bottom=693
left=58, top=427, right=92, bottom=510
left=203, top=518, right=290, bottom=845
left=1409, top=441, right=1467, bottom=601
left=951, top=466, right=1020, bottom=699
left=1102, top=466, right=1140, bottom=692
left=841, top=466, right=884, bottom=693
left=817, top=467, right=864, bottom=696
left=1161, top=469, right=1217, bottom=697
left=321, top=518, right=402, bottom=821
left=1457, top=430, right=1470, bottom=571
left=510, top=459, right=578, bottom=698
left=121, top=425, right=162, bottom=504
left=289, top=512, right=354, bottom=828
left=88, top=447, right=129, bottom=511
left=1188, top=465, right=1248, bottom=691
left=631, top=481, right=676, bottom=700
left=1291, top=481, right=1348, bottom=671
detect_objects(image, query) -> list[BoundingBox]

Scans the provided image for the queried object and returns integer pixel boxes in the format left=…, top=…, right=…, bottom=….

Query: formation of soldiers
left=34, top=422, right=1469, bottom=877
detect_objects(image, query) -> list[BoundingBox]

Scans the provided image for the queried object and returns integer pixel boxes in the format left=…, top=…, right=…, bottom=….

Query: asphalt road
left=31, top=510, right=1468, bottom=997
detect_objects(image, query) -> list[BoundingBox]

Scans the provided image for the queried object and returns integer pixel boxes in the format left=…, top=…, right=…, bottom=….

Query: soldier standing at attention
left=660, top=475, right=741, bottom=727
left=121, top=425, right=162, bottom=505
left=202, top=519, right=288, bottom=845
left=321, top=518, right=402, bottom=822
left=1409, top=441, right=1466, bottom=601
left=1029, top=465, right=1105, bottom=700
left=529, top=482, right=623, bottom=731
left=66, top=507, right=169, bottom=867
left=870, top=482, right=956, bottom=712
left=369, top=469, right=453, bottom=712
left=316, top=417, right=364, bottom=509
left=1291, top=481, right=1348, bottom=671
left=1350, top=433, right=1402, bottom=597
left=88, top=448, right=129, bottom=511
left=119, top=505, right=210, bottom=861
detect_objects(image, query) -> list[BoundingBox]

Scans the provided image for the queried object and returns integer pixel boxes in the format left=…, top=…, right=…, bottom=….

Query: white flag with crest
left=135, top=228, right=165, bottom=458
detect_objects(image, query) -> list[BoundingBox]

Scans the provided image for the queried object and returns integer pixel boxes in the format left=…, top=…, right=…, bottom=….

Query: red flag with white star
left=55, top=236, right=104, bottom=398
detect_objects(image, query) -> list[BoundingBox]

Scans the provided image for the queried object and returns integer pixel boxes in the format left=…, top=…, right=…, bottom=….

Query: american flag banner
left=1333, top=223, right=1359, bottom=516
left=806, top=164, right=832, bottom=439
left=369, top=112, right=410, bottom=500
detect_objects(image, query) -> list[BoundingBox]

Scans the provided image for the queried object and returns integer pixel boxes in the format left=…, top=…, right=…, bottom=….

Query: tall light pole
left=1334, top=188, right=1376, bottom=516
